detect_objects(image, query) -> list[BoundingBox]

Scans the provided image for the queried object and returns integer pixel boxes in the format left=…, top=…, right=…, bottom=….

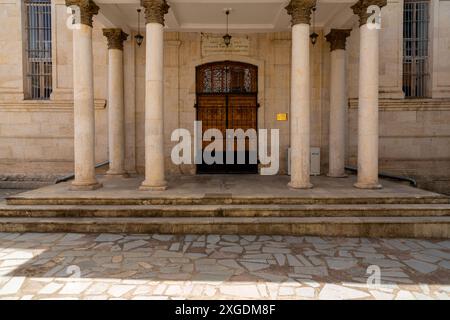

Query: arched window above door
left=196, top=61, right=257, bottom=94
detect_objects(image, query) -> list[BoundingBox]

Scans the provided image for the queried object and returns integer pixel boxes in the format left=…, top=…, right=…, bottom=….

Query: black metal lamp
left=135, top=8, right=144, bottom=46
left=310, top=6, right=318, bottom=45
left=223, top=9, right=232, bottom=47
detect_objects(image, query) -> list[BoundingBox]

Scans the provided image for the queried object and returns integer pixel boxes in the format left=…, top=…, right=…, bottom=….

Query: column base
left=139, top=180, right=168, bottom=191
left=354, top=182, right=383, bottom=190
left=327, top=173, right=348, bottom=178
left=106, top=170, right=129, bottom=178
left=70, top=181, right=103, bottom=191
left=288, top=181, right=314, bottom=189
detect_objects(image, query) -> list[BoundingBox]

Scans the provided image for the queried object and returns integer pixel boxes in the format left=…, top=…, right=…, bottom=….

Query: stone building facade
left=0, top=0, right=449, bottom=193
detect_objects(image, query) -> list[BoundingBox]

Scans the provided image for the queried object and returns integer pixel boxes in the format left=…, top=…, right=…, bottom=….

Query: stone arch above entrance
left=196, top=61, right=257, bottom=94
left=188, top=55, right=266, bottom=132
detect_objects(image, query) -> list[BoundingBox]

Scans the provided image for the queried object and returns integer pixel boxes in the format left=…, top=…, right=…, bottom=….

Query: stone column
left=325, top=29, right=351, bottom=178
left=103, top=29, right=129, bottom=177
left=139, top=0, right=169, bottom=191
left=351, top=0, right=386, bottom=189
left=285, top=0, right=316, bottom=189
left=66, top=0, right=102, bottom=190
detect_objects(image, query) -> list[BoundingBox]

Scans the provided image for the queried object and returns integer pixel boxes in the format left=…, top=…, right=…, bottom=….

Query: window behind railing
left=403, top=0, right=430, bottom=98
left=25, top=0, right=52, bottom=100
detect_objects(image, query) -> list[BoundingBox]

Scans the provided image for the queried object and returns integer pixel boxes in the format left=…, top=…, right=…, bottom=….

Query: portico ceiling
left=95, top=0, right=357, bottom=33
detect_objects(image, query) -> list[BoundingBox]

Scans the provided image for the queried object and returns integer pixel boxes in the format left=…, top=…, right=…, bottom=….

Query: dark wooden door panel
left=197, top=95, right=226, bottom=150
left=227, top=95, right=258, bottom=153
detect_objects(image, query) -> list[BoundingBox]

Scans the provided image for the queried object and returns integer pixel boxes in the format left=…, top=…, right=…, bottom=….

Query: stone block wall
left=134, top=31, right=325, bottom=176
left=341, top=1, right=450, bottom=194
left=0, top=0, right=109, bottom=177
left=347, top=100, right=450, bottom=194
left=0, top=0, right=448, bottom=194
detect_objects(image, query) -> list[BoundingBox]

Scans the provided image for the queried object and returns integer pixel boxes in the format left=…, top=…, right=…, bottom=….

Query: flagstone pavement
left=0, top=232, right=449, bottom=300
left=0, top=189, right=25, bottom=200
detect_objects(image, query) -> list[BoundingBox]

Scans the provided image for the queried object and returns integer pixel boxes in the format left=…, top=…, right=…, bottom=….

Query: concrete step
left=1, top=203, right=450, bottom=218
left=0, top=216, right=448, bottom=238
left=6, top=195, right=450, bottom=206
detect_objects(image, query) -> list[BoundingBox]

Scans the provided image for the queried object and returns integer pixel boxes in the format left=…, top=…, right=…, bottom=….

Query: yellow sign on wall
left=277, top=113, right=288, bottom=121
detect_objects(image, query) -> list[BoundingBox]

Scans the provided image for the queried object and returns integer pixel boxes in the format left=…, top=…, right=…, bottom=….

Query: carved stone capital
left=285, top=0, right=317, bottom=26
left=351, top=0, right=387, bottom=27
left=102, top=29, right=129, bottom=50
left=65, top=0, right=99, bottom=27
left=141, top=0, right=170, bottom=25
left=325, top=29, right=352, bottom=51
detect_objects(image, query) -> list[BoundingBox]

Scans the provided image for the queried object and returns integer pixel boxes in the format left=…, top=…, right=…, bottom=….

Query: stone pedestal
left=103, top=29, right=129, bottom=178
left=286, top=0, right=316, bottom=189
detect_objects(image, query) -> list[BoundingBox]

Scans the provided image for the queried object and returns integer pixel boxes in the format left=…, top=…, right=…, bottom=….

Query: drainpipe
left=345, top=165, right=417, bottom=187
left=55, top=161, right=110, bottom=184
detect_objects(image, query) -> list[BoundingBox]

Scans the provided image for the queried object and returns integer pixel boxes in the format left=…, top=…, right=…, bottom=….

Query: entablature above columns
left=83, top=0, right=366, bottom=33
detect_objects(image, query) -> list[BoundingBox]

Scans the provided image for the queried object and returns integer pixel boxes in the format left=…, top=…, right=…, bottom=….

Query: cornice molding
left=348, top=98, right=450, bottom=111
left=0, top=100, right=107, bottom=112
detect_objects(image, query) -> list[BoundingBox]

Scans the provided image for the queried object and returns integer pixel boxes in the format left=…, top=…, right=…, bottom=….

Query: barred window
left=403, top=0, right=430, bottom=98
left=25, top=0, right=52, bottom=100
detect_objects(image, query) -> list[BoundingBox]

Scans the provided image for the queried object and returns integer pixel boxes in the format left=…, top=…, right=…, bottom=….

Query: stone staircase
left=1, top=194, right=450, bottom=238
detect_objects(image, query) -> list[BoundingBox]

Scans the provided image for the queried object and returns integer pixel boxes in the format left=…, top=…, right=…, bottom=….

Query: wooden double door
left=195, top=61, right=258, bottom=174
left=196, top=93, right=258, bottom=173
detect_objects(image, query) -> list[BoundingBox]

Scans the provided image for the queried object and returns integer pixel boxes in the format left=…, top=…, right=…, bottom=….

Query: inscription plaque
left=201, top=35, right=250, bottom=57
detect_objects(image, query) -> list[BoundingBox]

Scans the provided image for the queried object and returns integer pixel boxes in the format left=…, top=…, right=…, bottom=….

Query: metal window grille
left=403, top=0, right=430, bottom=98
left=25, top=0, right=52, bottom=100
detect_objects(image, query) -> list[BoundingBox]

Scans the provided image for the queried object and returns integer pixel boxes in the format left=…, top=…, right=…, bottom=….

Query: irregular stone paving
left=0, top=233, right=449, bottom=300
left=0, top=189, right=26, bottom=200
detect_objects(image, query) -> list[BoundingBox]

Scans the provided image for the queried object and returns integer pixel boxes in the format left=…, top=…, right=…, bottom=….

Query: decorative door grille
left=196, top=61, right=257, bottom=94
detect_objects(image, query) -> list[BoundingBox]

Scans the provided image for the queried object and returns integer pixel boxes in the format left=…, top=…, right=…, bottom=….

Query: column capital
left=351, top=0, right=387, bottom=27
left=102, top=29, right=129, bottom=50
left=325, top=29, right=352, bottom=51
left=140, top=0, right=170, bottom=26
left=65, top=0, right=99, bottom=27
left=285, top=0, right=317, bottom=26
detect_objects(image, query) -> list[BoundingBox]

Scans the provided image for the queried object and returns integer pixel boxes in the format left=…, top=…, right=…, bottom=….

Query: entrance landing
left=1, top=175, right=450, bottom=238
left=5, top=174, right=448, bottom=205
